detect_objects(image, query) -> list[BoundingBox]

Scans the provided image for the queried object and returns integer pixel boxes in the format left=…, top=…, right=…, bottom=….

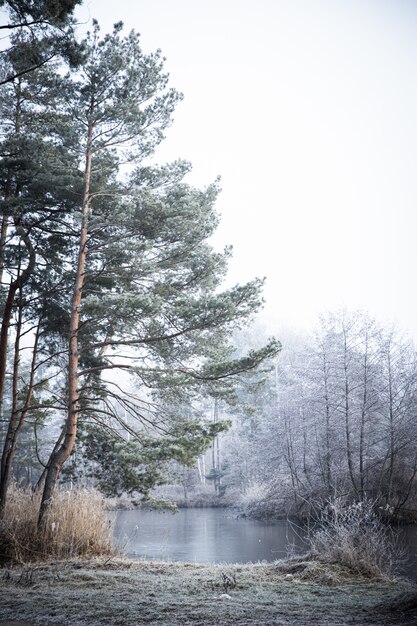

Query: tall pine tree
left=38, top=23, right=279, bottom=523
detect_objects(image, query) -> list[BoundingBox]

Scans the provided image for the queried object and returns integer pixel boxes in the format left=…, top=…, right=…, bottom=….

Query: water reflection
left=111, top=507, right=417, bottom=580
left=112, top=507, right=307, bottom=563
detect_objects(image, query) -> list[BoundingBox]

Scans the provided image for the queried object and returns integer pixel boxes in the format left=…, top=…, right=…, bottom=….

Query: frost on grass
left=0, top=558, right=415, bottom=626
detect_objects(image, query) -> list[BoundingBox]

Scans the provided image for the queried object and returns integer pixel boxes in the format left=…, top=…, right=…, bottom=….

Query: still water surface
left=112, top=507, right=417, bottom=579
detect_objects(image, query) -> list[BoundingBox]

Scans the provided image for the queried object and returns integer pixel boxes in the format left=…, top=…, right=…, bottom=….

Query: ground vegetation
left=0, top=557, right=415, bottom=625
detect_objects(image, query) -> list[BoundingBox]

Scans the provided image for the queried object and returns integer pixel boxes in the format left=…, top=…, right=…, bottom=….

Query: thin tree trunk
left=0, top=214, right=9, bottom=289
left=386, top=348, right=395, bottom=504
left=197, top=456, right=203, bottom=483
left=343, top=328, right=358, bottom=497
left=300, top=407, right=312, bottom=488
left=322, top=350, right=332, bottom=492
left=34, top=428, right=64, bottom=492
left=0, top=226, right=36, bottom=447
left=211, top=399, right=219, bottom=494
left=0, top=306, right=41, bottom=516
left=201, top=455, right=206, bottom=484
left=216, top=421, right=221, bottom=493
left=284, top=411, right=303, bottom=506
left=359, top=328, right=369, bottom=500
left=0, top=282, right=23, bottom=516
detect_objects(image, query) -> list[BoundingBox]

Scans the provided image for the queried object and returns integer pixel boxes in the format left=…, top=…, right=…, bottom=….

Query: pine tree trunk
left=38, top=118, right=93, bottom=528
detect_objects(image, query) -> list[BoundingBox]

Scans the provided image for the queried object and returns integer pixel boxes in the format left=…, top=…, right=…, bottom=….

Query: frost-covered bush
left=308, top=498, right=404, bottom=578
left=236, top=480, right=293, bottom=519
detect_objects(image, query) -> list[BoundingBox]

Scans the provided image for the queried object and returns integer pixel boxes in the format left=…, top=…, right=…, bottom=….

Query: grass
left=0, top=556, right=415, bottom=625
left=0, top=486, right=115, bottom=563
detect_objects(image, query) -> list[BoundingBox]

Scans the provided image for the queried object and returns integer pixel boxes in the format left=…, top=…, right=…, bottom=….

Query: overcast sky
left=76, top=0, right=417, bottom=339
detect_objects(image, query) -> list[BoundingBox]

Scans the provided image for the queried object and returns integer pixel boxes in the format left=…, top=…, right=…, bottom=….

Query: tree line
left=220, top=311, right=417, bottom=519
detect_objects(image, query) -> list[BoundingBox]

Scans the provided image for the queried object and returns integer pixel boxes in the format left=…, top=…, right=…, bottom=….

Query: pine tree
left=38, top=23, right=279, bottom=524
left=0, top=0, right=82, bottom=84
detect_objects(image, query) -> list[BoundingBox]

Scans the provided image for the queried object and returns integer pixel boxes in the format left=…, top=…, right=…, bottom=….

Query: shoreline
left=112, top=497, right=417, bottom=524
left=0, top=556, right=416, bottom=625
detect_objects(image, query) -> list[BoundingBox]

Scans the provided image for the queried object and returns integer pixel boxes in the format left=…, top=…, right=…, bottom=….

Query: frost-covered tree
left=225, top=312, right=417, bottom=518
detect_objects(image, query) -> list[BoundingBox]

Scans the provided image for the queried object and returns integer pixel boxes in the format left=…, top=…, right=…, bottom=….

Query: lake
left=111, top=507, right=417, bottom=579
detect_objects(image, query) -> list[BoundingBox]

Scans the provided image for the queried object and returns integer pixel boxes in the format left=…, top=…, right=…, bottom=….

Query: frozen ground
left=0, top=557, right=416, bottom=625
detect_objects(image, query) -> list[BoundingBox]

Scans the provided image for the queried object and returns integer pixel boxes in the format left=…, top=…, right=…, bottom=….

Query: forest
left=0, top=0, right=416, bottom=559
left=207, top=311, right=417, bottom=521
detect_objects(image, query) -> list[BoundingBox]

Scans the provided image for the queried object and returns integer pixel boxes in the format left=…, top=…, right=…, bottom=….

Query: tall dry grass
left=0, top=485, right=116, bottom=563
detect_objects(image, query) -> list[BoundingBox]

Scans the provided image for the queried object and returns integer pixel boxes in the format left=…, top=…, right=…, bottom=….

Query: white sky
left=76, top=0, right=417, bottom=339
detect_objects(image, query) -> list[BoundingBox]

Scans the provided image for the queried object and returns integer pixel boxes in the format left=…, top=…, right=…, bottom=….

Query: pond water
left=111, top=507, right=417, bottom=580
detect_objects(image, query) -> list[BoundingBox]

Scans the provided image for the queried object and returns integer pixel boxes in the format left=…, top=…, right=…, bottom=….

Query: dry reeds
left=0, top=485, right=116, bottom=563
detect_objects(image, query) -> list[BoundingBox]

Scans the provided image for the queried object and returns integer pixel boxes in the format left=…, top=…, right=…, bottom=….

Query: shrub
left=308, top=498, right=404, bottom=578
left=151, top=483, right=234, bottom=508
left=236, top=479, right=295, bottom=519
left=0, top=486, right=115, bottom=563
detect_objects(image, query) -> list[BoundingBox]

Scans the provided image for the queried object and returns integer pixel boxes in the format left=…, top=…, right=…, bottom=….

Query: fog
left=77, top=0, right=417, bottom=338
